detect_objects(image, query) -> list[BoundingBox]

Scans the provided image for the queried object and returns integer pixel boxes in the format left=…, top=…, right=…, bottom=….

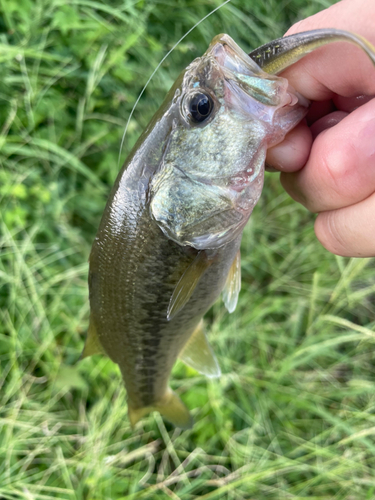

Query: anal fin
left=222, top=250, right=241, bottom=313
left=179, top=320, right=221, bottom=378
left=167, top=251, right=212, bottom=320
left=80, top=318, right=106, bottom=359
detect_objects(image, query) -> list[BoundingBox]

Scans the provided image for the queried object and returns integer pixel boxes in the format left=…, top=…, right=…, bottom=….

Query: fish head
left=150, top=34, right=309, bottom=249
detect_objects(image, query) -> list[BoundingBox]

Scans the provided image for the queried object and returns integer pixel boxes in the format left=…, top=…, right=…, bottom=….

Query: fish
left=83, top=29, right=375, bottom=429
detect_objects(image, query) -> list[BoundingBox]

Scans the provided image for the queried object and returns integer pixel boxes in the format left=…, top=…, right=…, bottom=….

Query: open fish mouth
left=206, top=34, right=310, bottom=132
left=207, top=33, right=265, bottom=76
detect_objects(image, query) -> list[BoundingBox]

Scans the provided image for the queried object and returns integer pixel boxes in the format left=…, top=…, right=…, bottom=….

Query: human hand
left=266, top=0, right=375, bottom=257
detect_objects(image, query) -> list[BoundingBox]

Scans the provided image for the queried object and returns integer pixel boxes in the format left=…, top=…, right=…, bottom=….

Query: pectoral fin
left=128, top=389, right=193, bottom=429
left=80, top=318, right=105, bottom=359
left=179, top=320, right=221, bottom=378
left=167, top=251, right=212, bottom=320
left=222, top=250, right=241, bottom=313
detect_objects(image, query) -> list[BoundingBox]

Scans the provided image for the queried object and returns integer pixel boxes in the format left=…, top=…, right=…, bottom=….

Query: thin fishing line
left=117, top=0, right=232, bottom=167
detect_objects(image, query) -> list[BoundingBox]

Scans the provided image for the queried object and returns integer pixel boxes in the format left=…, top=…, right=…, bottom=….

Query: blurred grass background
left=1, top=0, right=375, bottom=498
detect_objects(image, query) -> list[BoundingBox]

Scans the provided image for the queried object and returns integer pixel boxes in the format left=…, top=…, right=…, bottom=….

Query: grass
left=2, top=0, right=375, bottom=498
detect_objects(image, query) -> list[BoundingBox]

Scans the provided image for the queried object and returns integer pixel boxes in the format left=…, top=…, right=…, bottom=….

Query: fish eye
left=187, top=92, right=214, bottom=123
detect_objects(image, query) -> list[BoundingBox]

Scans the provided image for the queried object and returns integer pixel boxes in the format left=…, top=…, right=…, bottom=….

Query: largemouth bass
left=84, top=29, right=375, bottom=428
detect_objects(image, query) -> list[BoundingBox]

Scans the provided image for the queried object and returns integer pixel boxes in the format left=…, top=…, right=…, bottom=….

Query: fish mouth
left=204, top=34, right=309, bottom=140
left=207, top=34, right=264, bottom=77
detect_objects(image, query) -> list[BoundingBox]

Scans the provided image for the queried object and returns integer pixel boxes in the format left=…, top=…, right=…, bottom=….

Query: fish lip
left=206, top=34, right=310, bottom=111
left=223, top=77, right=275, bottom=124
left=206, top=34, right=263, bottom=76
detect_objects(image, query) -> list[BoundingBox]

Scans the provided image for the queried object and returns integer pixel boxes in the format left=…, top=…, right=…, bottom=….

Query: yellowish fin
left=167, top=251, right=212, bottom=320
left=128, top=389, right=193, bottom=429
left=249, top=28, right=375, bottom=75
left=80, top=318, right=106, bottom=359
left=222, top=250, right=241, bottom=314
left=179, top=320, right=221, bottom=378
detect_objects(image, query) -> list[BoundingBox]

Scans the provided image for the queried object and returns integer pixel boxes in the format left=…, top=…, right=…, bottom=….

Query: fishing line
left=117, top=0, right=232, bottom=167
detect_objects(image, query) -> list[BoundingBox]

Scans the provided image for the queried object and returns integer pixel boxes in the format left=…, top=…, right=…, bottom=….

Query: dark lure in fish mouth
left=84, top=29, right=375, bottom=429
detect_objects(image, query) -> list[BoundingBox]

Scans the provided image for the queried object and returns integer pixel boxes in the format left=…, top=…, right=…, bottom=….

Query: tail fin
left=128, top=389, right=193, bottom=429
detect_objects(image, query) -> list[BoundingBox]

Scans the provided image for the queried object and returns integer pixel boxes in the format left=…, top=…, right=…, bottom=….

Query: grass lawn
left=2, top=0, right=375, bottom=498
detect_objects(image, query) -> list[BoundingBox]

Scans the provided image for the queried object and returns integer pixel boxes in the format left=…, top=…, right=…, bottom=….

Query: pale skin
left=265, top=0, right=375, bottom=257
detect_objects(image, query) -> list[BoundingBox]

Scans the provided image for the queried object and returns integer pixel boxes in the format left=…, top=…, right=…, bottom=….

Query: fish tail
left=128, top=389, right=193, bottom=429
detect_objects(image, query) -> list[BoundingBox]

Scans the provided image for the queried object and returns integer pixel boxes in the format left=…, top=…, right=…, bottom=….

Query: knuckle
left=319, top=137, right=352, bottom=187
left=313, top=130, right=357, bottom=205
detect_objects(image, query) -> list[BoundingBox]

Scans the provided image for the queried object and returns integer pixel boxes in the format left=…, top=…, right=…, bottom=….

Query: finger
left=266, top=120, right=312, bottom=172
left=267, top=95, right=375, bottom=172
left=271, top=97, right=375, bottom=170
left=315, top=192, right=375, bottom=257
left=334, top=94, right=375, bottom=113
left=281, top=0, right=375, bottom=99
left=306, top=100, right=336, bottom=126
left=280, top=98, right=375, bottom=212
left=310, top=110, right=348, bottom=139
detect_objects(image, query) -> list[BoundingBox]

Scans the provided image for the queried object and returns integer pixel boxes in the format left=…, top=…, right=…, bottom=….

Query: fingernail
left=310, top=111, right=348, bottom=139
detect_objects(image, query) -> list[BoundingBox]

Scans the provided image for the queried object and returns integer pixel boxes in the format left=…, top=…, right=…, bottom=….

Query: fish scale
left=90, top=171, right=239, bottom=409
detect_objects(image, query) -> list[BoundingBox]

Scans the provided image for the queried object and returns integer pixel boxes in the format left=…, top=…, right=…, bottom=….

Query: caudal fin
left=128, top=389, right=193, bottom=429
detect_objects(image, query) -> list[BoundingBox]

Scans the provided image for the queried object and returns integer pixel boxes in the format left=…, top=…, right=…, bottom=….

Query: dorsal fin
left=222, top=250, right=241, bottom=313
left=167, top=251, right=212, bottom=321
left=179, top=320, right=221, bottom=378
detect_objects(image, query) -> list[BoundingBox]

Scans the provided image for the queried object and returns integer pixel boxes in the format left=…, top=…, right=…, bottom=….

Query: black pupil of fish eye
left=190, top=93, right=213, bottom=122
